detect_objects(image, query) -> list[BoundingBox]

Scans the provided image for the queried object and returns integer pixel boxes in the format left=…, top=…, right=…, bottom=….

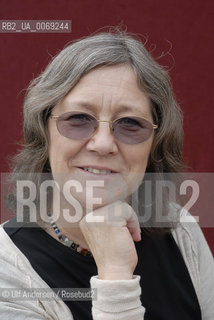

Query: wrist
left=98, top=268, right=134, bottom=280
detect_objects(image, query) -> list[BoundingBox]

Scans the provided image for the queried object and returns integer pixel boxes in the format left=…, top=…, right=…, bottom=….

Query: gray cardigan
left=0, top=215, right=213, bottom=319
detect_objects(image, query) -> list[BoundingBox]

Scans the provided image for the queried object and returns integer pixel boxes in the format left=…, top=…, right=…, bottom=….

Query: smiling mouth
left=78, top=167, right=118, bottom=175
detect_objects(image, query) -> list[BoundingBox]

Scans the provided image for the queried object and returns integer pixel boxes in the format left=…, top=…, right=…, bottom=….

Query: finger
left=111, top=202, right=141, bottom=242
left=126, top=208, right=141, bottom=242
left=80, top=201, right=141, bottom=241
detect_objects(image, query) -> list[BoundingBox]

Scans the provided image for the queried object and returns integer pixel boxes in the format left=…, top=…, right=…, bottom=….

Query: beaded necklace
left=48, top=216, right=92, bottom=257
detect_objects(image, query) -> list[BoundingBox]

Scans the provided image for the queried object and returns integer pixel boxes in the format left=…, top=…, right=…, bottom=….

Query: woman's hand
left=79, top=201, right=141, bottom=280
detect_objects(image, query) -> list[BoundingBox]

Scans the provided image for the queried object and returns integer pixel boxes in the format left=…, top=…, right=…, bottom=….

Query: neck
left=46, top=222, right=90, bottom=250
left=41, top=197, right=90, bottom=250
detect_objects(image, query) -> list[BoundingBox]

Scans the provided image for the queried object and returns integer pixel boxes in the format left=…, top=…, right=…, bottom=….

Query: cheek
left=126, top=143, right=152, bottom=172
left=48, top=136, right=81, bottom=171
left=123, top=142, right=153, bottom=191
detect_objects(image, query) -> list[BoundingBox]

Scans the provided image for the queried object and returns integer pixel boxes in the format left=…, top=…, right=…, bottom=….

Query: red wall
left=0, top=0, right=213, bottom=252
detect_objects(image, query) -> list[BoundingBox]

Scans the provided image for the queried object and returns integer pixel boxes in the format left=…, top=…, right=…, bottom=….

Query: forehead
left=71, top=64, right=143, bottom=94
left=54, top=64, right=151, bottom=118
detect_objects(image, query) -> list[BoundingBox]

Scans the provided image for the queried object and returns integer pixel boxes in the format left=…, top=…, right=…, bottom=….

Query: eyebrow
left=63, top=101, right=151, bottom=118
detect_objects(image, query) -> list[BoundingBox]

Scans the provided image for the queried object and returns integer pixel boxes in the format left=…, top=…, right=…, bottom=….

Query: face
left=47, top=64, right=155, bottom=212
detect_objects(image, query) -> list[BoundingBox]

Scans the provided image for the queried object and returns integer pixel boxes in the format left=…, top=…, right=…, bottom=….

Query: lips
left=83, top=168, right=112, bottom=174
left=78, top=166, right=119, bottom=173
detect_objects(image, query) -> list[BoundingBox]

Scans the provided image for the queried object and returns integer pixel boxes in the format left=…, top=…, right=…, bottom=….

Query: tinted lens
left=56, top=112, right=97, bottom=140
left=113, top=116, right=153, bottom=144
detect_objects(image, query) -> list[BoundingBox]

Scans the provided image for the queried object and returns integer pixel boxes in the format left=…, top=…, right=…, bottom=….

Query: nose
left=86, top=121, right=118, bottom=155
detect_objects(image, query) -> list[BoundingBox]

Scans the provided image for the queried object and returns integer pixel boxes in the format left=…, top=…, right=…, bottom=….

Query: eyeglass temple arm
left=50, top=115, right=59, bottom=120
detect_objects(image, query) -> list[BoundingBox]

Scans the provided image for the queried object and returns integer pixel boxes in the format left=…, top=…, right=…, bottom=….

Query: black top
left=3, top=217, right=202, bottom=320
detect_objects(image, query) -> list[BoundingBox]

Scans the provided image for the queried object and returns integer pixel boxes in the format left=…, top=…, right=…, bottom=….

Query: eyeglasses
left=50, top=111, right=158, bottom=145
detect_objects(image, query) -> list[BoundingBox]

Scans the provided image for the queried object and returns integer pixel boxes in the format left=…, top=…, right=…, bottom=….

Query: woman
left=0, top=30, right=213, bottom=320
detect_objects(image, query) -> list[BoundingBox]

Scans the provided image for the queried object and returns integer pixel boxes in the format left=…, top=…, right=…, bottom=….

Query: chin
left=70, top=187, right=130, bottom=212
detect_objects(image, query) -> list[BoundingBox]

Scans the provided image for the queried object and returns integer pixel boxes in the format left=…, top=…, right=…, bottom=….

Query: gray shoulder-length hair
left=8, top=30, right=184, bottom=234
